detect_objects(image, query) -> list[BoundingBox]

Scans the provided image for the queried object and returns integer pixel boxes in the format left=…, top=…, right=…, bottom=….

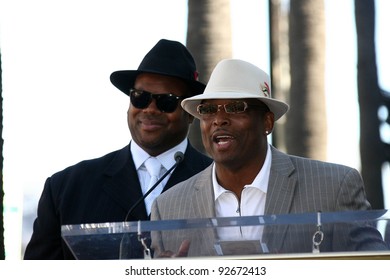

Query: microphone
left=124, top=151, right=185, bottom=221
left=120, top=152, right=184, bottom=259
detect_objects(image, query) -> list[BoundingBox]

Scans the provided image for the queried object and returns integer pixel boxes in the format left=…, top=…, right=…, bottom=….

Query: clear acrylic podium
left=61, top=210, right=390, bottom=260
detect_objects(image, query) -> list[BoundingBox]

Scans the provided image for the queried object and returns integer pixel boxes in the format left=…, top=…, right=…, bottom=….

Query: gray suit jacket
left=151, top=146, right=388, bottom=257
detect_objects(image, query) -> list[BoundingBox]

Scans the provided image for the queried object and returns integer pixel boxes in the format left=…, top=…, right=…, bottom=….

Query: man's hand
left=157, top=240, right=191, bottom=258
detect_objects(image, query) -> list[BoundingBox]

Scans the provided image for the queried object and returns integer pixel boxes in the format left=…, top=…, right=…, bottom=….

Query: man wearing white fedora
left=151, top=59, right=388, bottom=257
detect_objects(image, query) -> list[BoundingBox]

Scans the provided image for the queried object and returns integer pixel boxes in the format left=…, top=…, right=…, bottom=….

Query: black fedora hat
left=110, top=39, right=206, bottom=96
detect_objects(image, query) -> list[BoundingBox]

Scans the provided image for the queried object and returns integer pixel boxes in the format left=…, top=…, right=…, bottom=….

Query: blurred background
left=0, top=0, right=389, bottom=259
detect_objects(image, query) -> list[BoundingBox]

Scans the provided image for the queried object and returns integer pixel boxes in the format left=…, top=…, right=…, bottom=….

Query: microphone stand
left=119, top=152, right=184, bottom=259
left=124, top=152, right=184, bottom=222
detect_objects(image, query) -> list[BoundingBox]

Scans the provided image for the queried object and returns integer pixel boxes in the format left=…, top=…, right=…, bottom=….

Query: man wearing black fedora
left=24, top=39, right=212, bottom=259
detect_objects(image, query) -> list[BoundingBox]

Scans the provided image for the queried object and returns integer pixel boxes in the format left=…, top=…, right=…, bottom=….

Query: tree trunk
left=355, top=0, right=385, bottom=209
left=286, top=0, right=327, bottom=160
left=0, top=51, right=5, bottom=259
left=186, top=0, right=232, bottom=154
left=269, top=0, right=290, bottom=151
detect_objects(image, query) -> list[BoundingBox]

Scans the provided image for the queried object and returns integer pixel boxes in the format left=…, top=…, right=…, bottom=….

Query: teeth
left=215, top=135, right=233, bottom=143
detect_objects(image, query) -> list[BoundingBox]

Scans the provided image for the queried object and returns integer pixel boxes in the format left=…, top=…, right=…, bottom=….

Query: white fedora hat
left=181, top=59, right=289, bottom=121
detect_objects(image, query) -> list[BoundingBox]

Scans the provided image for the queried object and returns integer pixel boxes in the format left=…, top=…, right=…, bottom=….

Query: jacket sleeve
left=24, top=177, right=70, bottom=259
left=332, top=167, right=389, bottom=251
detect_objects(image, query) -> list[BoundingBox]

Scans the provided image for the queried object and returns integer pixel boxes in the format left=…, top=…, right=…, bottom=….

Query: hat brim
left=181, top=91, right=289, bottom=121
left=110, top=70, right=206, bottom=96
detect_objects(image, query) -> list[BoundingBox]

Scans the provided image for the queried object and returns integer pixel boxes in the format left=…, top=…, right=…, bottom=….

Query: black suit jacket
left=24, top=142, right=212, bottom=259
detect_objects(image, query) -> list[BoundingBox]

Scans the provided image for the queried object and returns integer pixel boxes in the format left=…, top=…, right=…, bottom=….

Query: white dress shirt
left=131, top=139, right=187, bottom=215
left=213, top=144, right=271, bottom=241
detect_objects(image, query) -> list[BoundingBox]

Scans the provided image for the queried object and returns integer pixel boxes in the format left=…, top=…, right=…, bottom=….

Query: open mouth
left=214, top=135, right=234, bottom=145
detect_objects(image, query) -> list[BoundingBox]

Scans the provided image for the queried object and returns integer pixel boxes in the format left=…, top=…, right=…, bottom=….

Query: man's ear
left=264, top=111, right=275, bottom=134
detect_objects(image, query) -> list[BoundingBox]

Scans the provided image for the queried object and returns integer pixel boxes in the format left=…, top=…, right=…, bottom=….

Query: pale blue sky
left=0, top=0, right=389, bottom=259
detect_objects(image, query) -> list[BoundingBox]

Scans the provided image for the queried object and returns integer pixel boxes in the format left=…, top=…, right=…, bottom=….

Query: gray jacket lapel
left=191, top=165, right=216, bottom=218
left=190, top=165, right=218, bottom=256
left=263, top=146, right=297, bottom=253
left=265, top=146, right=297, bottom=214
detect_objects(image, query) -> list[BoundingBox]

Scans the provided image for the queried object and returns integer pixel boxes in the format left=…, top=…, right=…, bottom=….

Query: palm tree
left=1, top=51, right=5, bottom=259
left=285, top=0, right=327, bottom=160
left=186, top=0, right=232, bottom=154
left=269, top=0, right=290, bottom=151
left=355, top=0, right=389, bottom=209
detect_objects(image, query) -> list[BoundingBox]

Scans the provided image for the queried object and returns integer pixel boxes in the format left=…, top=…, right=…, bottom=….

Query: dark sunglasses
left=130, top=89, right=184, bottom=113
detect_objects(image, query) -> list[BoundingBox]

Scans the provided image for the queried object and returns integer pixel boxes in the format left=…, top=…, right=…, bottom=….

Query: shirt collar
left=213, top=144, right=272, bottom=200
left=130, top=139, right=188, bottom=171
